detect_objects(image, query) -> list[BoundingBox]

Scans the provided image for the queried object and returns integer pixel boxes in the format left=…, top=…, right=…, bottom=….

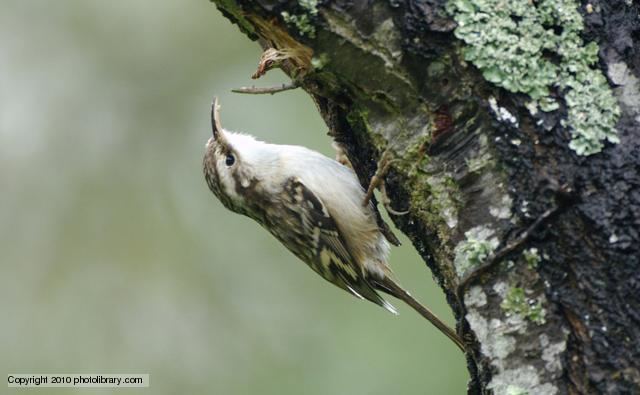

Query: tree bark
left=210, top=0, right=640, bottom=393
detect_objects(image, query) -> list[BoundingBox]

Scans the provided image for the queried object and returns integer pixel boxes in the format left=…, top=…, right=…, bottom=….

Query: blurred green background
left=0, top=1, right=467, bottom=393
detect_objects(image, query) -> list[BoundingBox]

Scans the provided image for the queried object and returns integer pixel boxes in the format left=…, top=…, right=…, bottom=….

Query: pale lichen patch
left=488, top=365, right=559, bottom=395
left=466, top=285, right=487, bottom=307
left=453, top=225, right=499, bottom=276
left=467, top=278, right=566, bottom=393
left=442, top=206, right=458, bottom=228
left=425, top=173, right=460, bottom=230
left=493, top=280, right=509, bottom=298
left=607, top=61, right=640, bottom=116
left=489, top=194, right=513, bottom=220
left=465, top=308, right=489, bottom=347
left=506, top=385, right=530, bottom=395
left=539, top=334, right=566, bottom=373
left=448, top=0, right=621, bottom=155
left=281, top=0, right=319, bottom=38
left=486, top=328, right=516, bottom=360
left=466, top=310, right=516, bottom=369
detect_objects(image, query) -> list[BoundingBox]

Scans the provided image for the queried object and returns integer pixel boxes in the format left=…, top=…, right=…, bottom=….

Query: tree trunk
left=210, top=0, right=640, bottom=393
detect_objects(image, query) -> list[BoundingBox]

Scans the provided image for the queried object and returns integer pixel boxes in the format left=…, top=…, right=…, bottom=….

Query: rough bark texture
left=210, top=0, right=640, bottom=393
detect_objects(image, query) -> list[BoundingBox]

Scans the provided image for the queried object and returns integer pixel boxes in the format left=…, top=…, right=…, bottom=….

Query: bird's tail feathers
left=373, top=276, right=465, bottom=352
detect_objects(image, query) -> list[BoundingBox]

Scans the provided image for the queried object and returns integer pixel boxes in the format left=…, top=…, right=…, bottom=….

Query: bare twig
left=231, top=82, right=299, bottom=95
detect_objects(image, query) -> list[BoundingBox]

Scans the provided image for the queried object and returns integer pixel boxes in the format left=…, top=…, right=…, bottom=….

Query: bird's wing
left=282, top=177, right=397, bottom=314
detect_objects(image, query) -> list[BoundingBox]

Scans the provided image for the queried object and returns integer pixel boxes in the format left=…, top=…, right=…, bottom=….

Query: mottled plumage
left=203, top=98, right=465, bottom=351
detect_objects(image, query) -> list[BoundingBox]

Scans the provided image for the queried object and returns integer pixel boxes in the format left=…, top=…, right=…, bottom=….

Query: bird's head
left=202, top=98, right=275, bottom=216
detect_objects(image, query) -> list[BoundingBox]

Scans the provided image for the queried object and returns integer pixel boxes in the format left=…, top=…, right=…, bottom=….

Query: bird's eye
left=225, top=153, right=235, bottom=166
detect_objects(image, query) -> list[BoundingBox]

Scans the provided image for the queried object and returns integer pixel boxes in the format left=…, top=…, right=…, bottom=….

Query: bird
left=202, top=98, right=464, bottom=351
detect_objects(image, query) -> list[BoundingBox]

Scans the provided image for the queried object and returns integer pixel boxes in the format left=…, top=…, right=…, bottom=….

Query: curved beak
left=210, top=97, right=228, bottom=144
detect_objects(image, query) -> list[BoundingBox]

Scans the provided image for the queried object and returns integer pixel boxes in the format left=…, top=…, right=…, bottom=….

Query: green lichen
left=298, top=0, right=318, bottom=13
left=395, top=138, right=464, bottom=242
left=448, top=0, right=620, bottom=155
left=506, top=385, right=530, bottom=395
left=501, top=287, right=546, bottom=325
left=281, top=0, right=318, bottom=38
left=344, top=95, right=461, bottom=244
left=402, top=139, right=430, bottom=177
left=405, top=154, right=462, bottom=232
left=466, top=151, right=495, bottom=173
left=345, top=106, right=375, bottom=143
left=311, top=53, right=329, bottom=70
left=424, top=174, right=460, bottom=229
left=454, top=226, right=499, bottom=276
left=523, top=248, right=541, bottom=269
